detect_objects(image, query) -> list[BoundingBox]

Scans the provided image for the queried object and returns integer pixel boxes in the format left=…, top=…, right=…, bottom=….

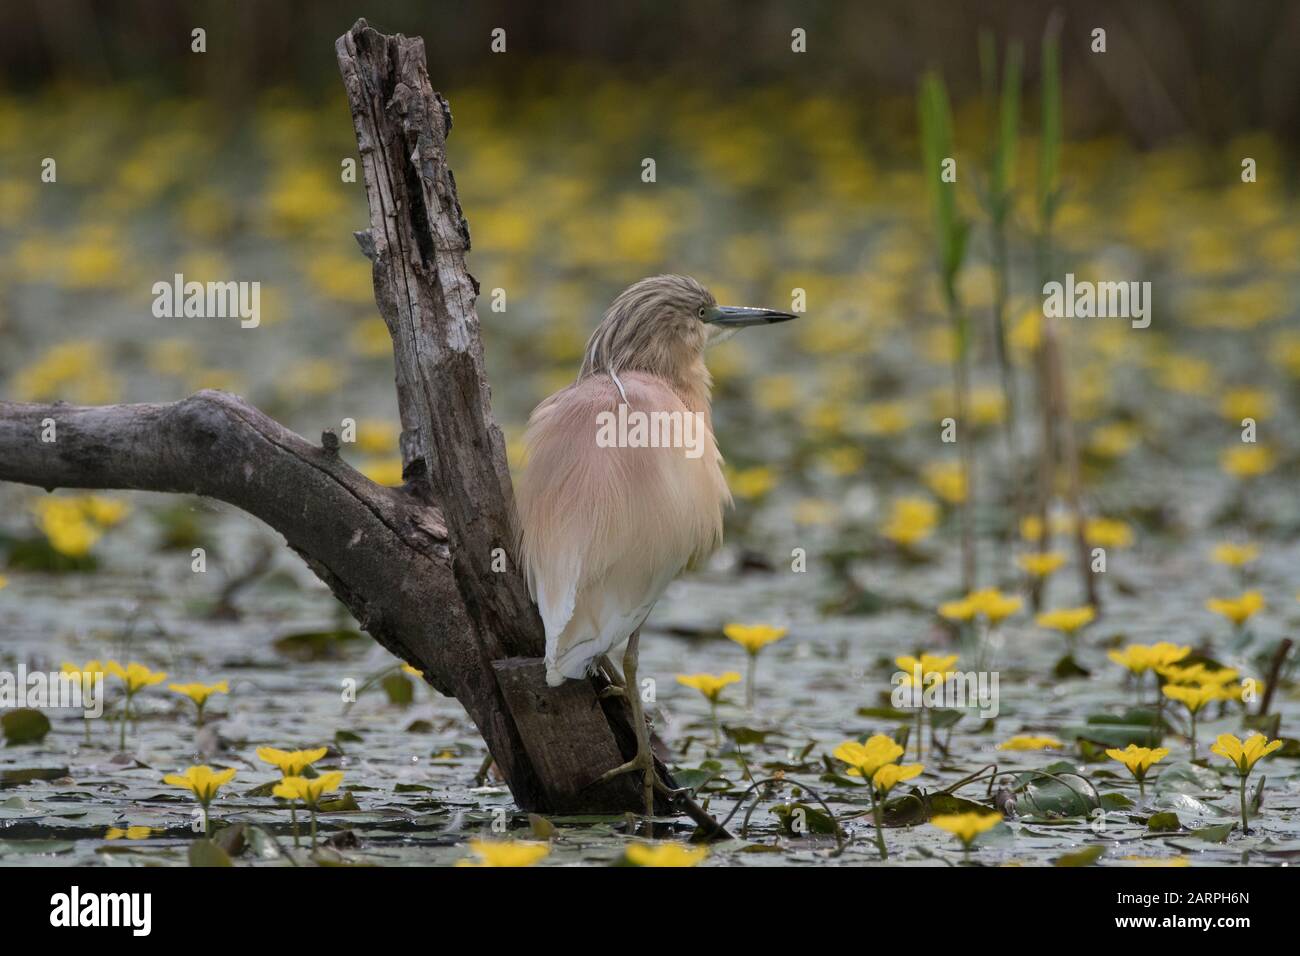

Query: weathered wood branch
left=0, top=19, right=680, bottom=817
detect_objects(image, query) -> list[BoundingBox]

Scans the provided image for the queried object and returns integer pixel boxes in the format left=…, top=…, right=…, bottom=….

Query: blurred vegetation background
left=2, top=0, right=1298, bottom=586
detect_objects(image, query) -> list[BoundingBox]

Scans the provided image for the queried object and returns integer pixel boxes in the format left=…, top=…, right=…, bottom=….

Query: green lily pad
left=2, top=709, right=51, bottom=745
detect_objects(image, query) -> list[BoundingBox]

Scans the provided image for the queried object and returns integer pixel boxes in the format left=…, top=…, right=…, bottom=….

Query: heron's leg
left=622, top=628, right=655, bottom=824
left=596, top=654, right=626, bottom=698
left=590, top=628, right=656, bottom=826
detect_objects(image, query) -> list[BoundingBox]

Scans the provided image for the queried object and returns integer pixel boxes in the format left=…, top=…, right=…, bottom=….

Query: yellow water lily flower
left=168, top=680, right=229, bottom=727
left=401, top=664, right=423, bottom=678
left=272, top=771, right=344, bottom=807
left=106, top=661, right=167, bottom=749
left=1106, top=745, right=1169, bottom=798
left=723, top=623, right=788, bottom=654
left=1106, top=744, right=1169, bottom=778
left=1210, top=733, right=1282, bottom=776
left=1211, top=543, right=1259, bottom=567
left=1017, top=551, right=1067, bottom=577
left=1107, top=642, right=1190, bottom=675
left=871, top=762, right=923, bottom=795
left=1084, top=517, right=1134, bottom=549
left=833, top=735, right=905, bottom=779
left=675, top=672, right=741, bottom=702
left=1035, top=606, right=1096, bottom=635
left=60, top=660, right=105, bottom=695
left=105, top=661, right=167, bottom=693
left=1161, top=682, right=1222, bottom=713
left=168, top=681, right=228, bottom=706
left=458, top=839, right=550, bottom=867
left=998, top=735, right=1064, bottom=751
left=1211, top=733, right=1283, bottom=833
left=880, top=497, right=938, bottom=546
left=923, top=461, right=967, bottom=504
left=938, top=596, right=978, bottom=621
left=257, top=746, right=329, bottom=777
left=1205, top=591, right=1264, bottom=626
left=940, top=588, right=1021, bottom=624
left=1220, top=445, right=1275, bottom=478
left=895, top=653, right=959, bottom=688
left=624, top=843, right=709, bottom=867
left=931, top=811, right=1002, bottom=847
left=105, top=826, right=155, bottom=840
left=968, top=588, right=1023, bottom=623
left=163, top=765, right=236, bottom=805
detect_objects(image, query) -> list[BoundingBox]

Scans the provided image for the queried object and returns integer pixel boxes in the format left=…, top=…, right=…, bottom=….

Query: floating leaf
left=1054, top=845, right=1104, bottom=867
left=188, top=838, right=232, bottom=867
left=1, top=709, right=51, bottom=745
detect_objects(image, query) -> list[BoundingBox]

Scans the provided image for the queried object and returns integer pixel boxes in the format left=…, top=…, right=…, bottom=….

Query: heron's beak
left=705, top=305, right=797, bottom=327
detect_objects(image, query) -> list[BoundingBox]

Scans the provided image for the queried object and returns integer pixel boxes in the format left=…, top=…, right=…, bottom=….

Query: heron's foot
left=592, top=748, right=654, bottom=787
left=593, top=745, right=657, bottom=826
left=598, top=685, right=625, bottom=699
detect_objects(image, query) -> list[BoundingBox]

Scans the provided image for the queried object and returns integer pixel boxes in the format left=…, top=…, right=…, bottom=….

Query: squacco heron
left=515, top=274, right=795, bottom=824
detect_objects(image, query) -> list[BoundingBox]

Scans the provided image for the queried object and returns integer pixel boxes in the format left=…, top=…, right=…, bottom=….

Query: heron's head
left=579, top=274, right=795, bottom=385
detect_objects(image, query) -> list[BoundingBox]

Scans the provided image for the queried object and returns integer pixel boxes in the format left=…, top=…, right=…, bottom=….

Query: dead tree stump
left=0, top=18, right=672, bottom=816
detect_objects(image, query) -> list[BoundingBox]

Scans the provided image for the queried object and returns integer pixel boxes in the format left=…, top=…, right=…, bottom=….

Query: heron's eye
left=697, top=305, right=706, bottom=319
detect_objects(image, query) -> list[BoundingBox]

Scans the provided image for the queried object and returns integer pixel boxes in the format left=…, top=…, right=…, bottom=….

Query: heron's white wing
left=514, top=371, right=728, bottom=685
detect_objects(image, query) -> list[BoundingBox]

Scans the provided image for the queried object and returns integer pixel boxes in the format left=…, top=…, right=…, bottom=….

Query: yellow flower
left=105, top=661, right=167, bottom=693
left=1084, top=517, right=1134, bottom=549
left=938, top=596, right=978, bottom=621
left=675, top=672, right=741, bottom=702
left=930, top=811, right=1002, bottom=845
left=1035, top=606, right=1096, bottom=635
left=401, top=664, right=423, bottom=679
left=361, top=457, right=405, bottom=487
left=1220, top=445, right=1275, bottom=478
left=0, top=575, right=6, bottom=590
left=923, top=461, right=967, bottom=504
left=272, top=771, right=344, bottom=807
left=82, top=496, right=129, bottom=527
left=723, top=624, right=788, bottom=655
left=1210, top=733, right=1283, bottom=776
left=1161, top=683, right=1222, bottom=714
left=257, top=746, right=329, bottom=777
left=1107, top=643, right=1190, bottom=675
left=941, top=589, right=1021, bottom=624
left=728, top=465, right=777, bottom=500
left=624, top=843, right=709, bottom=867
left=1017, top=551, right=1067, bottom=577
left=32, top=498, right=102, bottom=557
left=458, top=839, right=550, bottom=867
left=871, top=762, right=923, bottom=795
left=1159, top=662, right=1238, bottom=687
left=105, top=826, right=155, bottom=840
left=833, top=735, right=904, bottom=779
left=1211, top=543, right=1259, bottom=567
left=968, top=588, right=1023, bottom=624
left=60, top=660, right=105, bottom=695
left=1219, top=388, right=1274, bottom=422
left=880, top=497, right=938, bottom=546
left=1105, top=745, right=1169, bottom=781
left=168, top=681, right=228, bottom=707
left=998, top=735, right=1064, bottom=751
left=1205, top=591, right=1264, bottom=625
left=163, top=765, right=236, bottom=804
left=895, top=653, right=959, bottom=688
